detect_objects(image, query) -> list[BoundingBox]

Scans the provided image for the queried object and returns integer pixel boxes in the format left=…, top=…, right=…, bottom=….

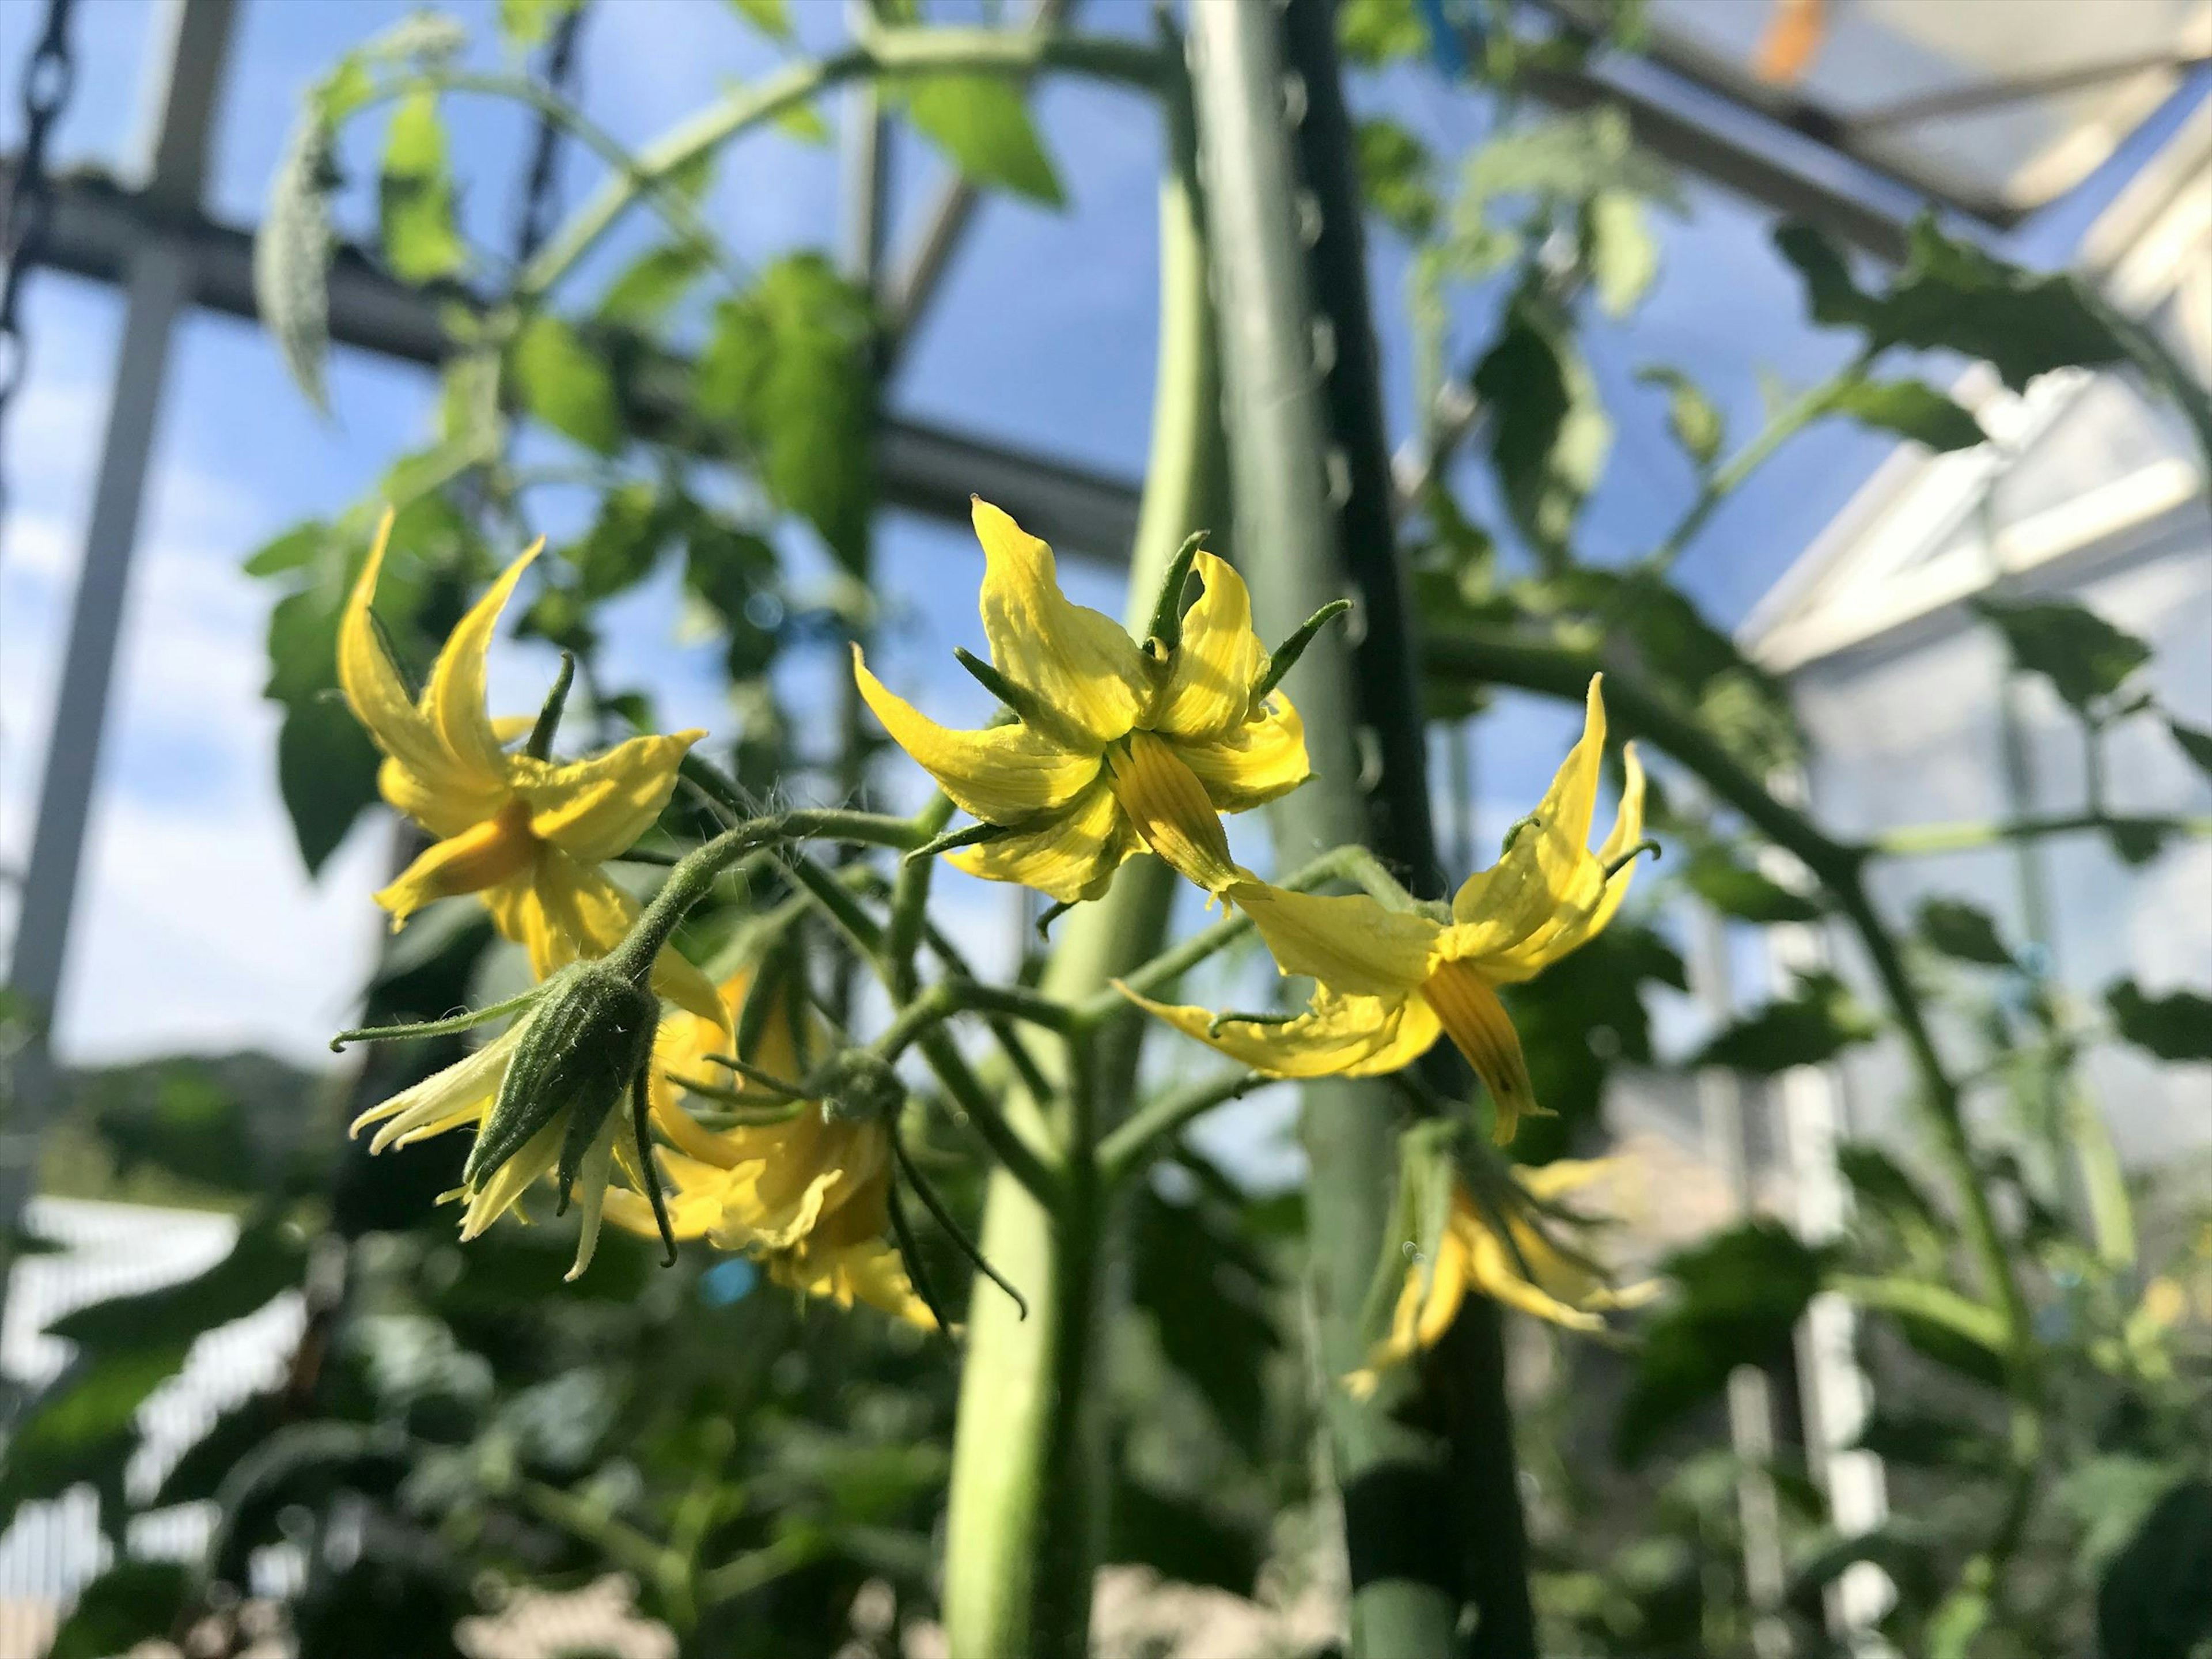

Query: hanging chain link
left=512, top=1, right=587, bottom=265
left=0, top=0, right=82, bottom=537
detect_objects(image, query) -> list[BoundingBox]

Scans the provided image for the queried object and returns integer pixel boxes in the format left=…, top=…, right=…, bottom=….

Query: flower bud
left=813, top=1050, right=906, bottom=1127
left=465, top=959, right=659, bottom=1207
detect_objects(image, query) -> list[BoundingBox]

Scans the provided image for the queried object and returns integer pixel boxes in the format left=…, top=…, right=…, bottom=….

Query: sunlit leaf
left=1355, top=118, right=1438, bottom=241
left=511, top=312, right=623, bottom=455
left=1693, top=969, right=1877, bottom=1073
left=1829, top=378, right=1984, bottom=452
left=726, top=0, right=793, bottom=41
left=1974, top=594, right=2150, bottom=713
left=902, top=75, right=1064, bottom=206
left=378, top=89, right=465, bottom=283
left=1586, top=189, right=1657, bottom=317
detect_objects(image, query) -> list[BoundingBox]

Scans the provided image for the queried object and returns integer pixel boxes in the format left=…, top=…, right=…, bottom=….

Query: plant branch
left=1098, top=1069, right=1271, bottom=1184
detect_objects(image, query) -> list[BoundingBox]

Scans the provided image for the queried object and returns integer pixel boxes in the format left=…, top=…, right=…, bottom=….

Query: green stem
left=1869, top=809, right=2212, bottom=857
left=1097, top=1069, right=1269, bottom=1185
left=519, top=28, right=1165, bottom=301
left=939, top=55, right=1216, bottom=1652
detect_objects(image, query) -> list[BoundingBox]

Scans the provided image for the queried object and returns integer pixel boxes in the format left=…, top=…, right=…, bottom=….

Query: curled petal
left=515, top=729, right=704, bottom=862
left=373, top=801, right=537, bottom=927
left=948, top=778, right=1137, bottom=904
left=855, top=646, right=1099, bottom=823
left=1452, top=676, right=1607, bottom=932
left=423, top=541, right=542, bottom=783
left=972, top=498, right=1152, bottom=745
left=1152, top=551, right=1267, bottom=740
left=1418, top=959, right=1539, bottom=1144
left=1104, top=731, right=1245, bottom=894
left=1118, top=983, right=1441, bottom=1079
left=1228, top=880, right=1442, bottom=999
left=1346, top=1226, right=1474, bottom=1399
left=1175, top=693, right=1309, bottom=815
left=350, top=1024, right=522, bottom=1150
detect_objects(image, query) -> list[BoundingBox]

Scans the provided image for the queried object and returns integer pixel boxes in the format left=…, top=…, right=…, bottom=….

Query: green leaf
left=598, top=241, right=711, bottom=329
left=1836, top=1143, right=1942, bottom=1234
left=901, top=74, right=1064, bottom=206
left=2167, top=717, right=2212, bottom=781
left=497, top=0, right=579, bottom=51
left=50, top=1221, right=305, bottom=1355
left=726, top=0, right=793, bottom=40
left=154, top=1390, right=286, bottom=1507
left=1637, top=365, right=1724, bottom=470
left=0, top=1346, right=184, bottom=1517
left=258, top=107, right=339, bottom=412
left=1472, top=291, right=1609, bottom=567
left=243, top=521, right=328, bottom=578
left=571, top=482, right=673, bottom=600
left=278, top=694, right=382, bottom=875
left=1851, top=1406, right=2002, bottom=1472
left=682, top=517, right=782, bottom=679
left=774, top=101, right=832, bottom=146
left=1692, top=969, right=1878, bottom=1073
left=1619, top=1219, right=1830, bottom=1462
left=1916, top=896, right=2013, bottom=966
left=1974, top=594, right=2151, bottom=713
left=699, top=255, right=876, bottom=570
left=378, top=89, right=465, bottom=284
left=1682, top=843, right=1822, bottom=924
left=1457, top=109, right=1681, bottom=224
left=48, top=1560, right=192, bottom=1659
left=1828, top=378, right=1984, bottom=452
left=2099, top=1478, right=2212, bottom=1659
left=1586, top=189, right=1657, bottom=317
left=1355, top=118, right=1438, bottom=241
left=1503, top=921, right=1685, bottom=1165
left=1338, top=0, right=1427, bottom=66
left=511, top=312, right=623, bottom=454
left=2106, top=978, right=2212, bottom=1062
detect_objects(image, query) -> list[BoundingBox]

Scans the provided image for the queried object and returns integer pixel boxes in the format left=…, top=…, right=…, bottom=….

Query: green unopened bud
left=465, top=959, right=660, bottom=1206
left=813, top=1049, right=906, bottom=1126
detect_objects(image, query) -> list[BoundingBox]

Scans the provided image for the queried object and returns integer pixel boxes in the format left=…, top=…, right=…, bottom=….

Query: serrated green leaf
left=1355, top=118, right=1437, bottom=241
left=597, top=243, right=711, bottom=330
left=699, top=255, right=875, bottom=570
left=1830, top=378, right=1984, bottom=452
left=279, top=693, right=383, bottom=874
left=511, top=312, right=622, bottom=454
left=1974, top=594, right=2150, bottom=713
left=1472, top=291, right=1609, bottom=567
left=1916, top=896, right=2013, bottom=966
left=1586, top=189, right=1657, bottom=317
left=497, top=0, right=578, bottom=51
left=379, top=89, right=465, bottom=284
left=1637, top=365, right=1723, bottom=470
left=258, top=109, right=338, bottom=412
left=48, top=1560, right=193, bottom=1659
left=1682, top=843, right=1822, bottom=924
left=1693, top=969, right=1877, bottom=1074
left=2106, top=978, right=2212, bottom=1062
left=902, top=74, right=1065, bottom=206
left=726, top=0, right=793, bottom=40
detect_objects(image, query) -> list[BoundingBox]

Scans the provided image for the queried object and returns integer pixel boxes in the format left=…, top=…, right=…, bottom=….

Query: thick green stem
left=1192, top=3, right=1532, bottom=1650
left=938, top=63, right=1218, bottom=1655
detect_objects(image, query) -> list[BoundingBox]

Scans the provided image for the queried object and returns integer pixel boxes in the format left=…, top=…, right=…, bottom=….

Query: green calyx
left=814, top=1049, right=907, bottom=1126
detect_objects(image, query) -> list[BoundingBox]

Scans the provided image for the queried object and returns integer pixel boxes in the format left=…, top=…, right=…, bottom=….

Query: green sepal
left=466, top=960, right=658, bottom=1192
left=525, top=652, right=576, bottom=760
left=1252, top=598, right=1354, bottom=703
left=1143, top=530, right=1210, bottom=653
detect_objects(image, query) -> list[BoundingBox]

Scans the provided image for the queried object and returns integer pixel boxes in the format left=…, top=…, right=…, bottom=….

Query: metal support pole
left=2, top=0, right=235, bottom=1271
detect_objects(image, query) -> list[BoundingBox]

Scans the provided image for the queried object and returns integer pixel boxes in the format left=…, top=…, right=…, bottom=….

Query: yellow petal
left=350, top=1025, right=521, bottom=1151
left=972, top=498, right=1152, bottom=745
left=1346, top=1226, right=1473, bottom=1396
left=373, top=800, right=539, bottom=927
left=1117, top=982, right=1440, bottom=1078
left=422, top=540, right=542, bottom=782
left=378, top=755, right=500, bottom=840
left=514, top=729, right=704, bottom=862
left=1174, top=693, right=1310, bottom=815
left=854, top=646, right=1099, bottom=824
left=1104, top=730, right=1245, bottom=893
left=485, top=851, right=728, bottom=1031
left=1418, top=959, right=1539, bottom=1144
left=1451, top=676, right=1606, bottom=928
left=947, top=777, right=1137, bottom=904
left=1229, top=880, right=1442, bottom=999
left=460, top=1116, right=564, bottom=1243
left=1152, top=551, right=1267, bottom=740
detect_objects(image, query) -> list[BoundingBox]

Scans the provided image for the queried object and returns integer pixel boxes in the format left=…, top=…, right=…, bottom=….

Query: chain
left=512, top=1, right=587, bottom=265
left=0, top=0, right=81, bottom=537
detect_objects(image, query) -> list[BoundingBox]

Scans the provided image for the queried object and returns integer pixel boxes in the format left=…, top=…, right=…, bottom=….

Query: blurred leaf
left=243, top=521, right=328, bottom=578
left=155, top=1391, right=287, bottom=1507
left=279, top=692, right=383, bottom=874
left=683, top=517, right=782, bottom=679
left=93, top=1059, right=268, bottom=1195
left=209, top=1423, right=415, bottom=1586
left=2169, top=717, right=2212, bottom=780
left=2106, top=978, right=2212, bottom=1062
left=1473, top=291, right=1609, bottom=567
left=0, top=1346, right=184, bottom=1517
left=1851, top=1405, right=2002, bottom=1472
left=902, top=75, right=1063, bottom=206
left=1916, top=897, right=2013, bottom=967
left=291, top=1531, right=471, bottom=1659
left=1683, top=843, right=1821, bottom=923
left=1355, top=118, right=1438, bottom=241
left=1637, top=366, right=1723, bottom=471
left=1836, top=1143, right=1941, bottom=1237
left=1828, top=378, right=1984, bottom=452
left=727, top=0, right=793, bottom=40
left=1338, top=0, right=1427, bottom=67
left=700, top=255, right=876, bottom=570
left=1692, top=969, right=1877, bottom=1073
left=1974, top=594, right=2150, bottom=713
left=774, top=101, right=832, bottom=145
left=571, top=482, right=672, bottom=601
left=1777, top=215, right=2127, bottom=391
left=1505, top=921, right=1685, bottom=1164
left=48, top=1560, right=192, bottom=1659
left=1130, top=1178, right=1282, bottom=1456
left=2099, top=1478, right=2212, bottom=1659
left=1789, top=1524, right=1942, bottom=1619
left=1619, top=1219, right=1830, bottom=1462
left=1458, top=109, right=1679, bottom=226
left=512, top=313, right=623, bottom=454
left=598, top=241, right=711, bottom=330
left=2107, top=818, right=2171, bottom=867
left=378, top=90, right=465, bottom=283
left=1108, top=1475, right=1263, bottom=1595
left=50, top=1220, right=305, bottom=1355
left=498, top=0, right=579, bottom=50
left=1586, top=190, right=1656, bottom=317
left=259, top=107, right=339, bottom=412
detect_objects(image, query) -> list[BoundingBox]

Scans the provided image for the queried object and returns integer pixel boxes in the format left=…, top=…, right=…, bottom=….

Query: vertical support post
left=1186, top=1, right=1533, bottom=1653
left=2, top=0, right=236, bottom=1277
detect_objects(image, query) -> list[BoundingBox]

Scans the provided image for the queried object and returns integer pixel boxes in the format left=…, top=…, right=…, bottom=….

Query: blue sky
left=0, top=0, right=2197, bottom=1077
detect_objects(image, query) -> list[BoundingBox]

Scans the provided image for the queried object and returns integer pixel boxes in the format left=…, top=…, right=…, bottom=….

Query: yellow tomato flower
left=601, top=967, right=935, bottom=1329
left=854, top=498, right=1310, bottom=902
left=1122, top=677, right=1643, bottom=1143
left=1346, top=1161, right=1656, bottom=1396
left=339, top=509, right=723, bottom=1027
